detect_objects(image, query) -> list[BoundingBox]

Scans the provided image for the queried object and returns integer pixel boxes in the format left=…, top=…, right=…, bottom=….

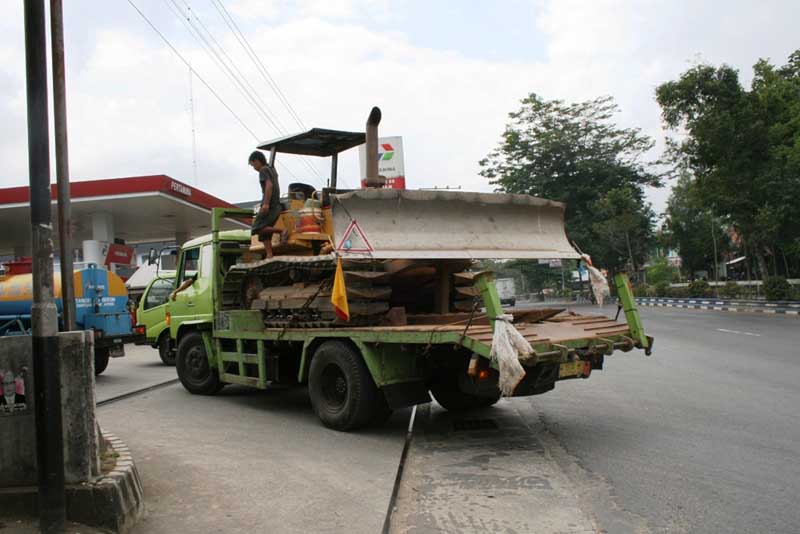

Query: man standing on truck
left=248, top=150, right=283, bottom=258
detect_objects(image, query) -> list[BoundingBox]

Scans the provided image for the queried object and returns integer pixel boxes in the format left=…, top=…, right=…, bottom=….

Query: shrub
left=763, top=276, right=792, bottom=301
left=633, top=283, right=651, bottom=297
left=719, top=281, right=741, bottom=299
left=645, top=257, right=679, bottom=286
left=668, top=286, right=689, bottom=298
left=688, top=279, right=712, bottom=298
left=654, top=281, right=670, bottom=297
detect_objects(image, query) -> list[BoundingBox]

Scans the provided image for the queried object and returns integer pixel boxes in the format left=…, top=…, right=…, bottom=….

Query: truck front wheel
left=158, top=333, right=176, bottom=366
left=176, top=331, right=221, bottom=395
left=94, top=348, right=110, bottom=376
left=430, top=375, right=501, bottom=411
left=308, top=341, right=379, bottom=431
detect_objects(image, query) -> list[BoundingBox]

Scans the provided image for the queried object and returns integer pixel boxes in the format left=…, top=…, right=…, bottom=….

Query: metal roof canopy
left=0, top=176, right=248, bottom=257
left=257, top=128, right=365, bottom=157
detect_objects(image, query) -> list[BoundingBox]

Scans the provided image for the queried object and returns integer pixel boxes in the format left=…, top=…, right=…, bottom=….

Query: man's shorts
left=251, top=210, right=280, bottom=236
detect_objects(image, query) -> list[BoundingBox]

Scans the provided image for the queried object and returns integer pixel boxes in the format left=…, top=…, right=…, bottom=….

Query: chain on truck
left=153, top=107, right=652, bottom=431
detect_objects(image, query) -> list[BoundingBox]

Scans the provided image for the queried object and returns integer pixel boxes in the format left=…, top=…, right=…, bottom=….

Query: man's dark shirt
left=259, top=165, right=281, bottom=215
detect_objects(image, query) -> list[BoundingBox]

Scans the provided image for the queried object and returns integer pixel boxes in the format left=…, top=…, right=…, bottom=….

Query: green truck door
left=140, top=277, right=173, bottom=344
left=170, top=244, right=214, bottom=333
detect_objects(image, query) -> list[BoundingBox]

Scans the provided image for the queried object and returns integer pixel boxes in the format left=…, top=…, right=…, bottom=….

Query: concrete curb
left=0, top=430, right=144, bottom=533
left=635, top=298, right=800, bottom=316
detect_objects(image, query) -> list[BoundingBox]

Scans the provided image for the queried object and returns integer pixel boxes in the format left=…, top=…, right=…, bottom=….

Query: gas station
left=0, top=174, right=249, bottom=277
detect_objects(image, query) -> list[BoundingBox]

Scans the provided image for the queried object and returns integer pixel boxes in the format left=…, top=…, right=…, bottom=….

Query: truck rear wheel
left=94, top=348, right=110, bottom=376
left=158, top=333, right=176, bottom=366
left=308, top=341, right=379, bottom=431
left=176, top=331, right=221, bottom=395
left=430, top=375, right=501, bottom=411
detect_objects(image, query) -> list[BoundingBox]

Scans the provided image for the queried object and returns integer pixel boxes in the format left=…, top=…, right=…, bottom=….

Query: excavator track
left=223, top=254, right=394, bottom=328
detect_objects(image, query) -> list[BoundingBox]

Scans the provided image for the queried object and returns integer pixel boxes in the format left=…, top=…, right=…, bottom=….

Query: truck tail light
left=133, top=325, right=146, bottom=336
left=165, top=312, right=171, bottom=326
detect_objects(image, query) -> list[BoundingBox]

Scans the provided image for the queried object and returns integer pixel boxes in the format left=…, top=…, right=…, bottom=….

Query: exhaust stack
left=364, top=106, right=385, bottom=188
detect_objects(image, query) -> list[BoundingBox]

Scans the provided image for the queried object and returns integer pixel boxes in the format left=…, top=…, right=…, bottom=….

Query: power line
left=125, top=0, right=258, bottom=140
left=177, top=0, right=325, bottom=185
left=158, top=0, right=303, bottom=180
left=126, top=0, right=300, bottom=181
left=209, top=0, right=341, bottom=186
left=210, top=0, right=306, bottom=131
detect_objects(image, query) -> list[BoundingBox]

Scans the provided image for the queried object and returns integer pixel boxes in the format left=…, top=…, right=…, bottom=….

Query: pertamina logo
left=378, top=143, right=395, bottom=161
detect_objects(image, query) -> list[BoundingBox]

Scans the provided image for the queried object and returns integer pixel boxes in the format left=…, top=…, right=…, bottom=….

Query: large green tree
left=479, top=93, right=659, bottom=272
left=663, top=173, right=732, bottom=277
left=656, top=51, right=800, bottom=277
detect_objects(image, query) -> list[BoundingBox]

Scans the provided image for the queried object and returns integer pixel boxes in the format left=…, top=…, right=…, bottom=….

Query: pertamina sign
left=358, top=136, right=406, bottom=189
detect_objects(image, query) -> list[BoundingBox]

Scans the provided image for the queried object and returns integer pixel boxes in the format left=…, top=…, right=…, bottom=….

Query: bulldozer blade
left=331, top=189, right=580, bottom=260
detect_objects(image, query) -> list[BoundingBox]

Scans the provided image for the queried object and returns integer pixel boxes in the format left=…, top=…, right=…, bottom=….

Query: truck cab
left=167, top=231, right=252, bottom=349
left=136, top=272, right=175, bottom=364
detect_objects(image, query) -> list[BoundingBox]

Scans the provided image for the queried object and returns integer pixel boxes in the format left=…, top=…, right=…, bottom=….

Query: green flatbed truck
left=167, top=206, right=652, bottom=431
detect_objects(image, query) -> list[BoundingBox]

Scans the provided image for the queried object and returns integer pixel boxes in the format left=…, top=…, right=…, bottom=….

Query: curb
left=635, top=298, right=800, bottom=316
left=0, top=430, right=144, bottom=533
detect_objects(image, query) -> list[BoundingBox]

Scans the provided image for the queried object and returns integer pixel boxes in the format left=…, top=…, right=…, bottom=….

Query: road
left=526, top=305, right=800, bottom=534
left=94, top=307, right=800, bottom=533
left=95, top=345, right=410, bottom=534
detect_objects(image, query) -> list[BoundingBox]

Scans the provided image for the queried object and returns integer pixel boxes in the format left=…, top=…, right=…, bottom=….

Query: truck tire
left=308, top=341, right=379, bottom=431
left=158, top=333, right=176, bottom=366
left=94, top=348, right=110, bottom=376
left=430, top=375, right=501, bottom=411
left=176, top=331, right=221, bottom=395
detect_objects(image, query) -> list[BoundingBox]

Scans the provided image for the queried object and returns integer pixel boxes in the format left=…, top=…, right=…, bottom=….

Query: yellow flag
left=331, top=257, right=349, bottom=321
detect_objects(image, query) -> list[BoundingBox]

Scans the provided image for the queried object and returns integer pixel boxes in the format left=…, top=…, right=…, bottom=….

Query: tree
left=590, top=186, right=656, bottom=272
left=645, top=256, right=679, bottom=286
left=479, top=94, right=659, bottom=272
left=656, top=51, right=800, bottom=278
left=663, top=173, right=732, bottom=277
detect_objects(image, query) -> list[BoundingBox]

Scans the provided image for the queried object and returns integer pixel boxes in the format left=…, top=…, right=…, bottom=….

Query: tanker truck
left=165, top=107, right=653, bottom=431
left=0, top=258, right=140, bottom=374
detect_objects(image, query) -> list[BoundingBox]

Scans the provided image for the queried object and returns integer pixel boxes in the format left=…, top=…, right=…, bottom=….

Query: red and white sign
left=358, top=136, right=406, bottom=190
left=105, top=243, right=134, bottom=266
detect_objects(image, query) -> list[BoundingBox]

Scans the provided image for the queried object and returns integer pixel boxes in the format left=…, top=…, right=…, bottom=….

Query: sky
left=0, top=0, right=798, bottom=213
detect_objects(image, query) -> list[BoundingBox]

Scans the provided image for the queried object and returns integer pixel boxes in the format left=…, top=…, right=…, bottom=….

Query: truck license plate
left=110, top=346, right=125, bottom=358
left=558, top=361, right=582, bottom=378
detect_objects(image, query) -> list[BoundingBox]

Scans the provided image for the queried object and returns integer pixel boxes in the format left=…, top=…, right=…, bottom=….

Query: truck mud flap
left=381, top=381, right=431, bottom=410
left=512, top=362, right=559, bottom=396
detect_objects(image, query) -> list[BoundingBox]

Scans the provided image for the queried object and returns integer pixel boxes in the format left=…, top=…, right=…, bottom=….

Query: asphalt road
left=526, top=305, right=800, bottom=534
left=94, top=344, right=176, bottom=402
left=93, top=307, right=800, bottom=533
left=95, top=346, right=410, bottom=534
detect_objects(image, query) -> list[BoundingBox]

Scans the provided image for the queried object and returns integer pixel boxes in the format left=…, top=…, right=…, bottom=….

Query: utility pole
left=710, top=214, right=719, bottom=293
left=51, top=0, right=76, bottom=331
left=24, top=0, right=66, bottom=531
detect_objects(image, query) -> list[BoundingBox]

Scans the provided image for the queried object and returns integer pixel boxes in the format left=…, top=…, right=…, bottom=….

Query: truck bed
left=216, top=308, right=636, bottom=366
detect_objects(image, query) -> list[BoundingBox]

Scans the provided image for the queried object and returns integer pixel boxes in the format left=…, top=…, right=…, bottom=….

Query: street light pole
left=50, top=0, right=76, bottom=331
left=24, top=0, right=66, bottom=531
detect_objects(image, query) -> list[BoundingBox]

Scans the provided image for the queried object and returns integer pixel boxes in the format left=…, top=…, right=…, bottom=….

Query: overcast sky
left=1, top=0, right=798, bottom=212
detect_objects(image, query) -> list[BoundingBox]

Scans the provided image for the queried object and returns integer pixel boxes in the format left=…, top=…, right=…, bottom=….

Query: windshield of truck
left=144, top=278, right=173, bottom=310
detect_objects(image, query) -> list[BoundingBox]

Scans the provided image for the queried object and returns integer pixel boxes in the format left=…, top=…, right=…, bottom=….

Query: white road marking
left=716, top=328, right=761, bottom=337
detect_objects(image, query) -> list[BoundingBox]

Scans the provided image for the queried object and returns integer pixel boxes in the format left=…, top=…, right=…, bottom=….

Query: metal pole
left=710, top=215, right=719, bottom=293
left=330, top=152, right=338, bottom=189
left=50, top=0, right=75, bottom=332
left=24, top=0, right=66, bottom=531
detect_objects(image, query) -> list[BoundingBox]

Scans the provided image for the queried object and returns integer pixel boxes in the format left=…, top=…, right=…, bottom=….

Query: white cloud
left=1, top=0, right=798, bottom=216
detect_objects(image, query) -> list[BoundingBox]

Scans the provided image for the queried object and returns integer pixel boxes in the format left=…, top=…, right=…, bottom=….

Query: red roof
left=0, top=175, right=238, bottom=210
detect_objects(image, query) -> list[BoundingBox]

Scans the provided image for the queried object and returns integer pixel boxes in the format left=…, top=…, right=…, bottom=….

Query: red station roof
left=0, top=175, right=249, bottom=255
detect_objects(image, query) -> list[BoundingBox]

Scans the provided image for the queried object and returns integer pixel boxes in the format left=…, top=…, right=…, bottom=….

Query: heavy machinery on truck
left=167, top=107, right=652, bottom=431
